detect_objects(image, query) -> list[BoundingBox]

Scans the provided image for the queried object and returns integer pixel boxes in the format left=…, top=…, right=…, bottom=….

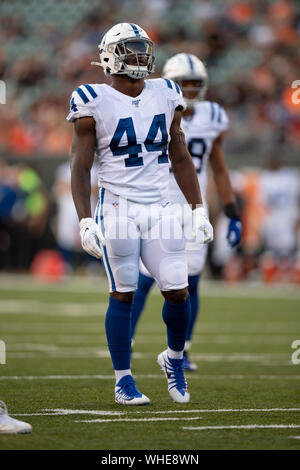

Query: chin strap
left=91, top=61, right=102, bottom=67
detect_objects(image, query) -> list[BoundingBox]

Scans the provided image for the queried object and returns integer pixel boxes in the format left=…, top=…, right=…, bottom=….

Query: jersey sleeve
left=209, top=102, right=230, bottom=134
left=66, top=84, right=98, bottom=122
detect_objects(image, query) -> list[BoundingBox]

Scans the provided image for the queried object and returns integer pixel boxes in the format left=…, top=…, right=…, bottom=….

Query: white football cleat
left=0, top=401, right=32, bottom=434
left=157, top=350, right=190, bottom=403
left=115, top=375, right=150, bottom=406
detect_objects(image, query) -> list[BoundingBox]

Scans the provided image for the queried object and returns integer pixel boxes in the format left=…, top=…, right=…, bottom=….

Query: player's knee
left=186, top=246, right=207, bottom=276
left=159, top=259, right=187, bottom=288
left=162, top=287, right=189, bottom=304
left=110, top=291, right=134, bottom=303
left=115, top=264, right=139, bottom=290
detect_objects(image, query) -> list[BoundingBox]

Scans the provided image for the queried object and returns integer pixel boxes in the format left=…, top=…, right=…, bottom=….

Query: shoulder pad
left=73, top=84, right=99, bottom=104
left=146, top=78, right=182, bottom=95
left=207, top=101, right=229, bottom=126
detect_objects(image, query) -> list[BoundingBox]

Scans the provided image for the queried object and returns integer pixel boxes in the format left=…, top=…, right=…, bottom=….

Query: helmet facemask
left=179, top=78, right=207, bottom=107
left=101, top=38, right=155, bottom=79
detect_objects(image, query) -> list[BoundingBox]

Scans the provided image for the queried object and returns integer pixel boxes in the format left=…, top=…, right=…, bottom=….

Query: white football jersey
left=168, top=100, right=229, bottom=206
left=260, top=167, right=300, bottom=254
left=67, top=79, right=185, bottom=204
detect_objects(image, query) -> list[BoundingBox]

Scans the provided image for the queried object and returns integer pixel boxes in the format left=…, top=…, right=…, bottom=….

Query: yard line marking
left=75, top=417, right=203, bottom=423
left=182, top=425, right=300, bottom=431
left=139, top=408, right=300, bottom=414
left=3, top=351, right=290, bottom=365
left=2, top=334, right=297, bottom=346
left=289, top=436, right=300, bottom=440
left=0, top=300, right=107, bottom=316
left=1, top=275, right=299, bottom=300
left=0, top=374, right=117, bottom=380
left=141, top=323, right=300, bottom=334
left=1, top=374, right=300, bottom=381
left=14, top=410, right=124, bottom=417
left=12, top=408, right=300, bottom=417
left=7, top=344, right=60, bottom=352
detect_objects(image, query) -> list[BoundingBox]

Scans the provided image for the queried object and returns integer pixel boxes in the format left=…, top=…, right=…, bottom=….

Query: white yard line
left=2, top=350, right=290, bottom=364
left=1, top=374, right=300, bottom=381
left=14, top=410, right=124, bottom=417
left=13, top=407, right=300, bottom=417
left=182, top=425, right=300, bottom=431
left=0, top=300, right=107, bottom=316
left=0, top=275, right=299, bottom=300
left=2, top=334, right=297, bottom=346
left=75, top=417, right=203, bottom=423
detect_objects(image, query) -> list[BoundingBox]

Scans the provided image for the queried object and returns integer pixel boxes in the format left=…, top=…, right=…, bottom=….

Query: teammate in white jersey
left=131, top=53, right=242, bottom=370
left=67, top=24, right=213, bottom=405
left=260, top=159, right=300, bottom=257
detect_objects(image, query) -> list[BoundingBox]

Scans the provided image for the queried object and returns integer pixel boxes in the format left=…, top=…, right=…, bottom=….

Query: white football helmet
left=94, top=23, right=155, bottom=79
left=162, top=53, right=208, bottom=105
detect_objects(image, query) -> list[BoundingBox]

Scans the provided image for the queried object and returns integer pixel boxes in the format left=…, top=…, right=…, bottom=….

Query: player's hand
left=79, top=217, right=105, bottom=259
left=192, top=207, right=214, bottom=244
left=227, top=218, right=242, bottom=247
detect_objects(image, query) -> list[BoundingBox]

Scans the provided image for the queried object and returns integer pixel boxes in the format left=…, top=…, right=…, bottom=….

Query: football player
left=131, top=53, right=242, bottom=370
left=67, top=24, right=213, bottom=405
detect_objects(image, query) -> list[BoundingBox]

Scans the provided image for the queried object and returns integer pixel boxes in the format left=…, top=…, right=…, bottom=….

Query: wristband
left=224, top=203, right=240, bottom=220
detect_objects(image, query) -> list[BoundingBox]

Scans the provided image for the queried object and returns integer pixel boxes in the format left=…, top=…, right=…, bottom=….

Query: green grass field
left=0, top=275, right=300, bottom=450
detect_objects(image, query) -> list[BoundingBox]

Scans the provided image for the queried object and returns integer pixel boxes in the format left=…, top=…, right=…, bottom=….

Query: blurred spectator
left=0, top=0, right=299, bottom=161
left=0, top=0, right=299, bottom=282
left=0, top=160, right=55, bottom=270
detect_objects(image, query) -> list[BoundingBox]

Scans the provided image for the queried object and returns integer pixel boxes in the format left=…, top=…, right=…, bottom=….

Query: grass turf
left=0, top=277, right=299, bottom=450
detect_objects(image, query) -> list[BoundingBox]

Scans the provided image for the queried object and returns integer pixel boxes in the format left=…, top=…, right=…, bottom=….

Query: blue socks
left=186, top=275, right=200, bottom=342
left=162, top=298, right=191, bottom=351
left=105, top=297, right=132, bottom=370
left=131, top=273, right=155, bottom=339
left=106, top=273, right=199, bottom=370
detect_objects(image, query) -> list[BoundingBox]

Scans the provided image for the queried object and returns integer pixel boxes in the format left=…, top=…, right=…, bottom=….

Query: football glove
left=192, top=207, right=214, bottom=244
left=79, top=217, right=105, bottom=259
left=226, top=218, right=242, bottom=247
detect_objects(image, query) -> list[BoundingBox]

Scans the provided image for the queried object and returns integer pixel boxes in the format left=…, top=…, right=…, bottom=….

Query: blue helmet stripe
left=76, top=87, right=89, bottom=104
left=187, top=55, right=194, bottom=75
left=83, top=84, right=97, bottom=99
left=164, top=78, right=173, bottom=89
left=129, top=23, right=140, bottom=37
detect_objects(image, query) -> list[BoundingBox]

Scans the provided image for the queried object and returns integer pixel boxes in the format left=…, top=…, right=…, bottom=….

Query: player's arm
left=169, top=109, right=203, bottom=209
left=209, top=132, right=235, bottom=207
left=169, top=109, right=213, bottom=243
left=70, top=117, right=105, bottom=258
left=209, top=132, right=242, bottom=247
left=70, top=117, right=96, bottom=220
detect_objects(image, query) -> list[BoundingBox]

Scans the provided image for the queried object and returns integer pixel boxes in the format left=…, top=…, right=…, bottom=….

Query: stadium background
left=0, top=0, right=299, bottom=281
left=0, top=0, right=299, bottom=282
left=0, top=0, right=300, bottom=452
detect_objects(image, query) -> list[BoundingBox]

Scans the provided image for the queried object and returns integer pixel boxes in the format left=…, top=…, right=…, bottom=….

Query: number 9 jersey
left=67, top=78, right=186, bottom=204
left=168, top=101, right=230, bottom=207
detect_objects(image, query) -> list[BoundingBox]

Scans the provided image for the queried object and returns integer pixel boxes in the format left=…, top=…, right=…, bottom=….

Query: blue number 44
left=109, top=114, right=168, bottom=168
